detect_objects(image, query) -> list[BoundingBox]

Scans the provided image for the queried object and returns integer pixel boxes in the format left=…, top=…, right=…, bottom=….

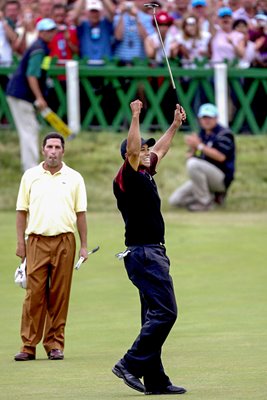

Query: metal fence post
left=214, top=63, right=228, bottom=127
left=66, top=60, right=80, bottom=134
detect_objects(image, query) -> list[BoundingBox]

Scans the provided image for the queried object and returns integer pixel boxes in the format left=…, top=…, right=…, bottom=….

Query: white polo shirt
left=16, top=162, right=87, bottom=236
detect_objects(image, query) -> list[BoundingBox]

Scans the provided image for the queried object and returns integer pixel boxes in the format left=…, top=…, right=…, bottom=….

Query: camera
left=58, top=24, right=67, bottom=31
left=125, top=1, right=134, bottom=11
left=24, top=12, right=33, bottom=22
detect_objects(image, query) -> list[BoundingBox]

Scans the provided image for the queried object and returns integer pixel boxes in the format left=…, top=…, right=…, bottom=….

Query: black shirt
left=198, top=124, right=236, bottom=188
left=113, top=152, right=165, bottom=246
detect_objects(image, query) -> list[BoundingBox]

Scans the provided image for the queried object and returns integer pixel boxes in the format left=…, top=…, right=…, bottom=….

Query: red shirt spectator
left=49, top=24, right=79, bottom=60
left=49, top=4, right=79, bottom=59
left=49, top=4, right=79, bottom=79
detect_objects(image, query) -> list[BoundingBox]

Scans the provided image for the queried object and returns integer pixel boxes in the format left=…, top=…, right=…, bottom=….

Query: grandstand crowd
left=0, top=0, right=267, bottom=69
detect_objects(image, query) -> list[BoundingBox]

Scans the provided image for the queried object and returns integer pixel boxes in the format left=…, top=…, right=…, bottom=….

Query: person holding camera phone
left=13, top=5, right=38, bottom=55
left=113, top=0, right=155, bottom=64
left=49, top=4, right=79, bottom=63
left=49, top=4, right=79, bottom=70
left=46, top=3, right=79, bottom=112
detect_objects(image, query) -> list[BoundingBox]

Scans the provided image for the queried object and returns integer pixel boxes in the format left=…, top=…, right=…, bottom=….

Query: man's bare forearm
left=127, top=100, right=143, bottom=170
left=27, top=76, right=44, bottom=102
left=16, top=210, right=27, bottom=258
left=153, top=104, right=186, bottom=162
left=76, top=211, right=87, bottom=248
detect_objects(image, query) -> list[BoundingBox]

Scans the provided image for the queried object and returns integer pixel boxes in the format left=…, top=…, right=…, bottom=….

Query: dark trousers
left=122, top=244, right=178, bottom=391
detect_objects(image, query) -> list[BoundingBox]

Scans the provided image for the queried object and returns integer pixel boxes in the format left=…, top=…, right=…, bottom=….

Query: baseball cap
left=217, top=7, right=233, bottom=17
left=185, top=16, right=197, bottom=24
left=36, top=18, right=57, bottom=31
left=86, top=0, right=103, bottom=11
left=255, top=12, right=267, bottom=21
left=154, top=11, right=174, bottom=26
left=198, top=103, right=218, bottom=118
left=192, top=0, right=207, bottom=7
left=120, top=138, right=156, bottom=160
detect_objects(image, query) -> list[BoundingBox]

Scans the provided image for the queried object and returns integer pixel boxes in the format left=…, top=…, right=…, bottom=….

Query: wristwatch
left=197, top=143, right=204, bottom=151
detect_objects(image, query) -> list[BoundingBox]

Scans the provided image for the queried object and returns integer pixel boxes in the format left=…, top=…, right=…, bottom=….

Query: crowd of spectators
left=0, top=0, right=267, bottom=69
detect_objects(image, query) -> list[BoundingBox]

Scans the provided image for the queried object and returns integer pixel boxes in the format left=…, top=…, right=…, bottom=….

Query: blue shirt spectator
left=72, top=0, right=115, bottom=62
left=78, top=18, right=113, bottom=60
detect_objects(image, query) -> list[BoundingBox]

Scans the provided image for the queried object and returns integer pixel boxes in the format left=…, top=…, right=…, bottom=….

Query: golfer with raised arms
left=112, top=99, right=187, bottom=395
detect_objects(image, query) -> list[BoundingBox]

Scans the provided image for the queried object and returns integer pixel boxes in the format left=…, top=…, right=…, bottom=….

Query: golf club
left=144, top=2, right=178, bottom=98
left=75, top=245, right=100, bottom=270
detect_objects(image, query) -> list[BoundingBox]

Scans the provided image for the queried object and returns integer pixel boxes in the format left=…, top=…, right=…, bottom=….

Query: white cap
left=255, top=12, right=267, bottom=21
left=36, top=18, right=57, bottom=31
left=198, top=103, right=218, bottom=118
left=86, top=0, right=103, bottom=11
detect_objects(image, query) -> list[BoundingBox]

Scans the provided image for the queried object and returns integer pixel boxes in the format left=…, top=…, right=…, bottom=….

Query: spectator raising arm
left=71, top=0, right=86, bottom=24
left=102, top=0, right=116, bottom=21
left=71, top=0, right=115, bottom=23
left=0, top=10, right=17, bottom=43
left=114, top=2, right=148, bottom=41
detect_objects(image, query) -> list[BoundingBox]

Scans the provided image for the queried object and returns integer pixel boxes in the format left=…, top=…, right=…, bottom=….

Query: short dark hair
left=43, top=133, right=65, bottom=149
left=232, top=18, right=248, bottom=29
left=120, top=137, right=156, bottom=159
left=3, top=0, right=20, bottom=10
left=52, top=3, right=67, bottom=12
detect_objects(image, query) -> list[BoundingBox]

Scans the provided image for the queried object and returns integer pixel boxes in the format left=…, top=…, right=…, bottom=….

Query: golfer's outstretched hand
left=173, top=104, right=186, bottom=127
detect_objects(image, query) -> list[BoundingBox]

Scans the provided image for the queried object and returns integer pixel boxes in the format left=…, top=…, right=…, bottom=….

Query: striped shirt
left=113, top=11, right=154, bottom=62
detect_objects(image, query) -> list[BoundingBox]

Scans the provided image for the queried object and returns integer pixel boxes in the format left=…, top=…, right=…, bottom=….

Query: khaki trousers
left=20, top=233, right=76, bottom=356
left=7, top=96, right=39, bottom=171
left=169, top=158, right=226, bottom=207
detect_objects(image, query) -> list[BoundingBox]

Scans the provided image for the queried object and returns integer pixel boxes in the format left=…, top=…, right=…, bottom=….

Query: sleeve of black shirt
left=213, top=131, right=235, bottom=158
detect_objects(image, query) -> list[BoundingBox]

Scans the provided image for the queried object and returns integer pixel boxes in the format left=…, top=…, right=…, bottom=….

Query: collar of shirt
left=40, top=161, right=66, bottom=175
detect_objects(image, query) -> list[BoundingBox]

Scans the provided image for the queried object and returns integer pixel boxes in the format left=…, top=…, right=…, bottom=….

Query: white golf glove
left=14, top=258, right=27, bottom=289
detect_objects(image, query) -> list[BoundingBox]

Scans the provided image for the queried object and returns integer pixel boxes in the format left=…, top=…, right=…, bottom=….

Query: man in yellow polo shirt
left=14, top=132, right=88, bottom=361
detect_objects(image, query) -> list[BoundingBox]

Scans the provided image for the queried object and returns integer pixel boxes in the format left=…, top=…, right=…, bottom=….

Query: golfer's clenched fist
left=130, top=99, right=143, bottom=116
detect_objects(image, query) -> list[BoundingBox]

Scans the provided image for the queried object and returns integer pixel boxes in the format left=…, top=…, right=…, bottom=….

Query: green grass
left=0, top=211, right=266, bottom=400
left=0, top=130, right=266, bottom=212
left=0, top=130, right=266, bottom=398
